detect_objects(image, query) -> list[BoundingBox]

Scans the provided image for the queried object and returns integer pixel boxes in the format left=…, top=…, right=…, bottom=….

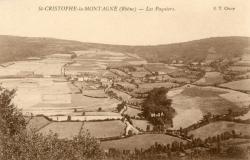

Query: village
left=1, top=49, right=250, bottom=159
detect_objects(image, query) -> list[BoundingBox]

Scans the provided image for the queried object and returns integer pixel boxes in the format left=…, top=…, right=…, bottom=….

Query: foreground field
left=81, top=120, right=126, bottom=139
left=189, top=121, right=250, bottom=139
left=26, top=116, right=51, bottom=132
left=101, top=134, right=186, bottom=150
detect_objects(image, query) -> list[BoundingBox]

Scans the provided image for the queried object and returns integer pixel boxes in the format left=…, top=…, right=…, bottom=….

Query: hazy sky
left=0, top=0, right=249, bottom=45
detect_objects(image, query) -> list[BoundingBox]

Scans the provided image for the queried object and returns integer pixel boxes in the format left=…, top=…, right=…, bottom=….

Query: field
left=228, top=66, right=250, bottom=72
left=65, top=61, right=106, bottom=75
left=71, top=94, right=119, bottom=111
left=135, top=82, right=179, bottom=93
left=219, top=90, right=250, bottom=107
left=124, top=107, right=141, bottom=118
left=219, top=79, right=250, bottom=92
left=189, top=121, right=250, bottom=139
left=101, top=134, right=186, bottom=150
left=237, top=111, right=250, bottom=120
left=194, top=72, right=226, bottom=85
left=26, top=116, right=51, bottom=132
left=81, top=120, right=126, bottom=138
left=144, top=63, right=179, bottom=74
left=0, top=59, right=69, bottom=77
left=0, top=78, right=119, bottom=115
left=108, top=88, right=131, bottom=101
left=221, top=138, right=250, bottom=149
left=110, top=69, right=130, bottom=77
left=38, top=122, right=83, bottom=139
left=170, top=85, right=242, bottom=129
left=132, top=120, right=153, bottom=131
left=0, top=78, right=72, bottom=110
left=115, top=82, right=137, bottom=91
left=82, top=89, right=107, bottom=98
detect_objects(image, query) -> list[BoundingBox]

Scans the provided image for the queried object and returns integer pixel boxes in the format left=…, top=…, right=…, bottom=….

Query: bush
left=226, top=146, right=247, bottom=158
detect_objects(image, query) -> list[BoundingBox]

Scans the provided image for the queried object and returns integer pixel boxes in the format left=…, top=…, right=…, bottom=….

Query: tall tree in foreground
left=0, top=87, right=26, bottom=136
left=0, top=86, right=104, bottom=160
left=142, top=87, right=175, bottom=126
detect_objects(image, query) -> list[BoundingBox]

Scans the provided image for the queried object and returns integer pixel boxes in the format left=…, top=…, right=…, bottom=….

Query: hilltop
left=0, top=35, right=249, bottom=63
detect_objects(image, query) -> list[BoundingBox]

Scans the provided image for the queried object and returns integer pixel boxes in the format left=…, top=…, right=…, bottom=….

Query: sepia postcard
left=0, top=0, right=250, bottom=159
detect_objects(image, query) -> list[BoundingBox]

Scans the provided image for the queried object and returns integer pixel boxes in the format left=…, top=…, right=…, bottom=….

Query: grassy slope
left=0, top=35, right=249, bottom=64
left=101, top=134, right=186, bottom=150
left=189, top=121, right=250, bottom=139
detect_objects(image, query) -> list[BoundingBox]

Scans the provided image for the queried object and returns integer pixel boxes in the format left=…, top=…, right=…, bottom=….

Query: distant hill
left=0, top=35, right=249, bottom=64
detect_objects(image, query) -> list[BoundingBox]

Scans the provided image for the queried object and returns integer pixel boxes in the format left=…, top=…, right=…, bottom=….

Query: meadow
left=81, top=120, right=126, bottom=138
left=132, top=120, right=153, bottom=131
left=26, top=116, right=51, bottom=132
left=82, top=89, right=108, bottom=98
left=124, top=107, right=141, bottom=118
left=189, top=121, right=250, bottom=139
left=0, top=59, right=69, bottom=77
left=101, top=134, right=186, bottom=150
left=170, top=85, right=242, bottom=129
left=219, top=79, right=250, bottom=92
left=38, top=122, right=83, bottom=139
left=194, top=71, right=226, bottom=86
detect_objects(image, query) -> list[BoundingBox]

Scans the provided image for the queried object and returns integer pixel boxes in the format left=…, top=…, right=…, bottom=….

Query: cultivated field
left=144, top=63, right=179, bottom=74
left=0, top=78, right=72, bottom=111
left=194, top=72, right=226, bottom=86
left=228, top=66, right=250, bottom=72
left=170, top=85, right=242, bottom=129
left=219, top=79, right=250, bottom=92
left=38, top=122, right=83, bottom=139
left=26, top=116, right=51, bottom=132
left=108, top=88, right=131, bottom=101
left=82, top=89, right=107, bottom=98
left=135, top=82, right=179, bottom=93
left=0, top=59, right=69, bottom=77
left=124, top=107, right=141, bottom=118
left=132, top=120, right=153, bottom=131
left=189, top=121, right=250, bottom=139
left=81, top=120, right=126, bottom=138
left=110, top=69, right=130, bottom=77
left=71, top=94, right=119, bottom=111
left=101, top=134, right=186, bottom=150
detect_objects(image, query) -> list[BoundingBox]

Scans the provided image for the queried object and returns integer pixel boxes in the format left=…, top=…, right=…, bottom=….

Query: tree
left=0, top=86, right=104, bottom=160
left=226, top=146, right=247, bottom=158
left=141, top=87, right=174, bottom=125
left=117, top=101, right=126, bottom=112
left=0, top=87, right=26, bottom=136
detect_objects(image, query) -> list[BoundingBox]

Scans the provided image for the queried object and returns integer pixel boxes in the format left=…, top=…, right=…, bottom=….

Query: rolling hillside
left=0, top=35, right=249, bottom=63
